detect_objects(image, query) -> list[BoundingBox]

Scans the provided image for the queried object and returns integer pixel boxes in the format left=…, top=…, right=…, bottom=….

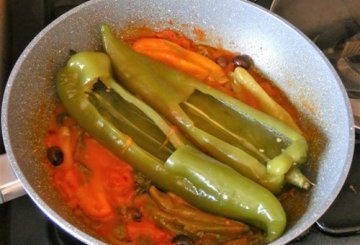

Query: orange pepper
left=132, top=38, right=229, bottom=84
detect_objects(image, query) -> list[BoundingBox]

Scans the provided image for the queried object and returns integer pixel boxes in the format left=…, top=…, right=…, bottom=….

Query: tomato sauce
left=45, top=105, right=173, bottom=244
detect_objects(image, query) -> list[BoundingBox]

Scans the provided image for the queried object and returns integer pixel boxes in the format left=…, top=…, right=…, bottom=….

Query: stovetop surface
left=0, top=0, right=359, bottom=244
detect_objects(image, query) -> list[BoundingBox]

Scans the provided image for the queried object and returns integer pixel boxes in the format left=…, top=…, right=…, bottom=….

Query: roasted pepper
left=56, top=51, right=286, bottom=242
left=101, top=24, right=310, bottom=193
left=231, top=67, right=300, bottom=132
left=132, top=38, right=229, bottom=84
left=138, top=186, right=260, bottom=244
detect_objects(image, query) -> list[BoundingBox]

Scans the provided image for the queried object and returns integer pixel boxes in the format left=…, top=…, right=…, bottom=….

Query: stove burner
left=314, top=19, right=360, bottom=52
left=288, top=228, right=312, bottom=243
left=314, top=133, right=360, bottom=236
left=314, top=19, right=360, bottom=87
left=1, top=0, right=360, bottom=244
left=315, top=222, right=360, bottom=236
left=314, top=19, right=360, bottom=131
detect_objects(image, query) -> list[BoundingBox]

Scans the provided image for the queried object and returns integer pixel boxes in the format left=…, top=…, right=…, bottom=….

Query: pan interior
left=1, top=0, right=354, bottom=244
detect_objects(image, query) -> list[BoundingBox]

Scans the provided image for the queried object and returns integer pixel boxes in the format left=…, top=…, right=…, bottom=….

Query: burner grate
left=315, top=133, right=360, bottom=236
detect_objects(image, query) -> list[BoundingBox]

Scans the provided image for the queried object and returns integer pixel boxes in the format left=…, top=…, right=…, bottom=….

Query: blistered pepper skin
left=56, top=50, right=286, bottom=242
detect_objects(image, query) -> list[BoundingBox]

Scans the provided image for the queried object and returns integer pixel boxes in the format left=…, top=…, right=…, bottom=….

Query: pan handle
left=0, top=154, right=26, bottom=204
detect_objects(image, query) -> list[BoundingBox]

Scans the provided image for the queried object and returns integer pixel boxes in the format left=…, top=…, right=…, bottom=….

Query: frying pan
left=1, top=0, right=355, bottom=244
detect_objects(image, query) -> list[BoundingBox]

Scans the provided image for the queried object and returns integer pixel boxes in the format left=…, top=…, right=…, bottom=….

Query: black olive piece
left=171, top=234, right=195, bottom=245
left=132, top=209, right=143, bottom=222
left=216, top=56, right=228, bottom=68
left=47, top=146, right=64, bottom=166
left=69, top=49, right=77, bottom=55
left=232, top=55, right=252, bottom=69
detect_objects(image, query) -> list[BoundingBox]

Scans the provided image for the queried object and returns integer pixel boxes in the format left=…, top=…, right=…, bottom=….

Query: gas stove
left=0, top=0, right=359, bottom=244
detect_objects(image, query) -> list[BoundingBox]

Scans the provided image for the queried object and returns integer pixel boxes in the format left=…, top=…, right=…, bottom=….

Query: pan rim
left=1, top=0, right=107, bottom=244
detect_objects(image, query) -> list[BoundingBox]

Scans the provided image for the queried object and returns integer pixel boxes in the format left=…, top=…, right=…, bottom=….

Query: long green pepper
left=56, top=51, right=286, bottom=242
left=101, top=24, right=310, bottom=194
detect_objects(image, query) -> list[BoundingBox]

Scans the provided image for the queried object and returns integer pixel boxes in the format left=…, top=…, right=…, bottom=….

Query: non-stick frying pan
left=1, top=0, right=355, bottom=244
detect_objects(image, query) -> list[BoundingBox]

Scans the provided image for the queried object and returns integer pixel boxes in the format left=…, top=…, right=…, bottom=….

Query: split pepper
left=56, top=51, right=286, bottom=242
left=101, top=24, right=310, bottom=194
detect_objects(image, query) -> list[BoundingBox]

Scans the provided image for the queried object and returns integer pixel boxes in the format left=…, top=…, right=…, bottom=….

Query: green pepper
left=56, top=51, right=286, bottom=242
left=142, top=186, right=251, bottom=243
left=101, top=24, right=310, bottom=193
left=166, top=145, right=286, bottom=241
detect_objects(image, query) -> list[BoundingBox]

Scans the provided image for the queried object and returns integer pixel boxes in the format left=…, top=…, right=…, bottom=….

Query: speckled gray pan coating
left=1, top=0, right=355, bottom=244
